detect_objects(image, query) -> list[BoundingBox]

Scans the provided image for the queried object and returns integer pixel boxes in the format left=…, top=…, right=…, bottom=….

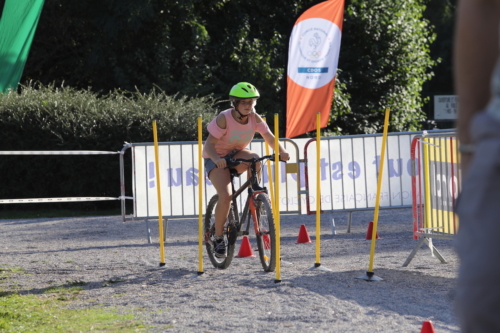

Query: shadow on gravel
left=279, top=233, right=456, bottom=260
left=14, top=266, right=195, bottom=297
left=11, top=243, right=156, bottom=255
left=279, top=268, right=458, bottom=326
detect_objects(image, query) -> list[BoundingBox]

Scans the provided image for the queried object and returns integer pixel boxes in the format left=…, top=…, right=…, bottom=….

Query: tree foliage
left=0, top=83, right=218, bottom=202
left=23, top=0, right=437, bottom=136
left=329, top=0, right=436, bottom=135
left=421, top=0, right=457, bottom=117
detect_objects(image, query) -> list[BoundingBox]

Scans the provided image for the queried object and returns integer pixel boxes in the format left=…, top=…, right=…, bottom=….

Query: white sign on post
left=434, top=95, right=458, bottom=120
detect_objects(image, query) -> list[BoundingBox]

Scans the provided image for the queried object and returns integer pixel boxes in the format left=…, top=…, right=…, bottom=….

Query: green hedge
left=0, top=83, right=219, bottom=211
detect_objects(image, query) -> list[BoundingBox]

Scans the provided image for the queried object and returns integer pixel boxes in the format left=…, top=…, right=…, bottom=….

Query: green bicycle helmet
left=229, top=82, right=260, bottom=100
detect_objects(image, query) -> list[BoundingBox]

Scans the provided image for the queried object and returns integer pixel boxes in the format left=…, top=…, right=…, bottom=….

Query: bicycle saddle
left=224, top=158, right=242, bottom=177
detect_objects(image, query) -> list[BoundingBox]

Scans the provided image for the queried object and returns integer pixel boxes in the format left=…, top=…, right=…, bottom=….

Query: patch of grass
left=0, top=267, right=26, bottom=285
left=0, top=293, right=147, bottom=332
left=40, top=281, right=89, bottom=301
left=0, top=267, right=25, bottom=274
left=64, top=260, right=76, bottom=264
left=66, top=280, right=87, bottom=286
left=42, top=286, right=84, bottom=295
left=0, top=288, right=13, bottom=297
left=8, top=284, right=23, bottom=291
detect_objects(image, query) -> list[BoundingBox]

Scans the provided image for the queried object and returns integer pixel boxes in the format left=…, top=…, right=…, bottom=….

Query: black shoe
left=214, top=238, right=227, bottom=258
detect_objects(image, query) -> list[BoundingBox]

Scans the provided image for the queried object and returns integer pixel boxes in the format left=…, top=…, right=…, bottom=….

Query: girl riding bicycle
left=202, top=82, right=290, bottom=258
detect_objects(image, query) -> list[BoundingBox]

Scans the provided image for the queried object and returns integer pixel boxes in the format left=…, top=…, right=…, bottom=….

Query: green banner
left=0, top=0, right=44, bottom=93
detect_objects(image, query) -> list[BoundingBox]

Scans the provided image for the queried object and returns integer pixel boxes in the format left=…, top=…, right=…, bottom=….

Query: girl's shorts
left=204, top=150, right=239, bottom=178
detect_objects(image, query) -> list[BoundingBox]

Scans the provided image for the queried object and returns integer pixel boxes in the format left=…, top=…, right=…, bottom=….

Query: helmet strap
left=234, top=108, right=249, bottom=120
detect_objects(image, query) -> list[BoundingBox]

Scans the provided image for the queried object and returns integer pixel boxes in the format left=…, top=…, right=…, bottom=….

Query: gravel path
left=0, top=208, right=459, bottom=332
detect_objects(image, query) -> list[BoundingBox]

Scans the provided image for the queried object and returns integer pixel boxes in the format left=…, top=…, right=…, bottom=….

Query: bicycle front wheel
left=255, top=193, right=276, bottom=272
left=204, top=194, right=238, bottom=269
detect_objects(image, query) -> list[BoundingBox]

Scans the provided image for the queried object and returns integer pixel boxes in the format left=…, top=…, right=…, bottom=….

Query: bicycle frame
left=228, top=163, right=268, bottom=237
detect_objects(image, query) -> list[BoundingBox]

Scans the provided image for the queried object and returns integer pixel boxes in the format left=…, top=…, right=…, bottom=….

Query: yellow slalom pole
left=359, top=108, right=390, bottom=281
left=315, top=113, right=321, bottom=265
left=274, top=113, right=281, bottom=283
left=197, top=116, right=204, bottom=275
left=262, top=117, right=275, bottom=212
left=152, top=121, right=166, bottom=267
left=309, top=113, right=331, bottom=272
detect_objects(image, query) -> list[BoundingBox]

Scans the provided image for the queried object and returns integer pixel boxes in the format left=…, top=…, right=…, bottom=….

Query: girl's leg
left=208, top=167, right=232, bottom=236
left=208, top=149, right=261, bottom=236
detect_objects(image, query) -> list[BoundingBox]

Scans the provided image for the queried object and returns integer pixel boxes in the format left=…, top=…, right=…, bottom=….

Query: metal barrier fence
left=121, top=140, right=302, bottom=242
left=0, top=150, right=121, bottom=205
left=123, top=130, right=454, bottom=240
left=0, top=129, right=457, bottom=245
left=121, top=139, right=301, bottom=219
left=301, top=132, right=432, bottom=232
left=403, top=131, right=460, bottom=266
left=303, top=133, right=416, bottom=211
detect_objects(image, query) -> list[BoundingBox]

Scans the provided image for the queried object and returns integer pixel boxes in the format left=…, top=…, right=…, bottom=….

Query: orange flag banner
left=286, top=0, right=345, bottom=138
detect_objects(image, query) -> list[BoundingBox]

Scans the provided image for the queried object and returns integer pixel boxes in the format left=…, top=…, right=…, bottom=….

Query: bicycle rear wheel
left=255, top=193, right=276, bottom=272
left=204, top=194, right=238, bottom=269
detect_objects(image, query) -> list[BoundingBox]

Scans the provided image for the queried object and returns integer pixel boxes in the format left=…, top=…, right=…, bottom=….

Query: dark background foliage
left=21, top=0, right=456, bottom=137
left=0, top=84, right=218, bottom=212
left=422, top=0, right=457, bottom=129
left=1, top=0, right=457, bottom=213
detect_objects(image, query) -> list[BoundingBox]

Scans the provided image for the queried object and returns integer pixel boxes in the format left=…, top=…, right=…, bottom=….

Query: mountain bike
left=204, top=154, right=277, bottom=271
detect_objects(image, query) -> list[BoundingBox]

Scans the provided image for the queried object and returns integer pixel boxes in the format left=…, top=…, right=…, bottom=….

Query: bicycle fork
left=250, top=191, right=267, bottom=237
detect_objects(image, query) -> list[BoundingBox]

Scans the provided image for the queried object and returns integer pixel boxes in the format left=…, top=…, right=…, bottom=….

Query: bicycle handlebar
left=225, top=154, right=286, bottom=168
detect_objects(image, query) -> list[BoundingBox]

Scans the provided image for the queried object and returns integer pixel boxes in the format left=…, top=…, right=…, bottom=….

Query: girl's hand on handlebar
left=215, top=158, right=227, bottom=168
left=280, top=152, right=290, bottom=162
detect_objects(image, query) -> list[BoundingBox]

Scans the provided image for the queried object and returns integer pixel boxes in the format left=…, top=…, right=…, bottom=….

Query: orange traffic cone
left=236, top=236, right=256, bottom=258
left=296, top=224, right=312, bottom=244
left=420, top=321, right=436, bottom=333
left=365, top=221, right=380, bottom=240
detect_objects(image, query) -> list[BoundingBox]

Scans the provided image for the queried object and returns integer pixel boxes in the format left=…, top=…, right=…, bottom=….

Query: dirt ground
left=0, top=208, right=460, bottom=332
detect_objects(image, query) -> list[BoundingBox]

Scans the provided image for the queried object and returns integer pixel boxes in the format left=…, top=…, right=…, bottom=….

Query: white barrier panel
left=129, top=131, right=437, bottom=219
left=131, top=141, right=291, bottom=218
left=303, top=133, right=415, bottom=211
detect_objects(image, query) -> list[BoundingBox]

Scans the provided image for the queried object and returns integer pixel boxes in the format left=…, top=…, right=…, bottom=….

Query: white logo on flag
left=288, top=18, right=341, bottom=89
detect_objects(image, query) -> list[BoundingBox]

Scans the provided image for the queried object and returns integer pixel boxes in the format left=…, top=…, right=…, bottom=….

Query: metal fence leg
left=145, top=218, right=152, bottom=244
left=403, top=237, right=448, bottom=267
left=163, top=218, right=168, bottom=242
left=402, top=236, right=426, bottom=267
left=330, top=211, right=336, bottom=235
left=423, top=238, right=447, bottom=264
left=347, top=211, right=352, bottom=233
